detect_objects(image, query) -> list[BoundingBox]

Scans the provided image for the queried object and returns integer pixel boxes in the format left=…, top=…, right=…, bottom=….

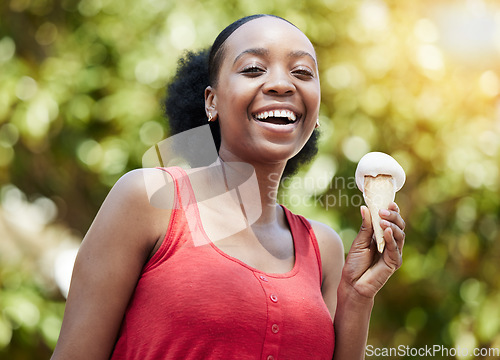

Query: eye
left=292, top=67, right=315, bottom=79
left=240, top=65, right=266, bottom=77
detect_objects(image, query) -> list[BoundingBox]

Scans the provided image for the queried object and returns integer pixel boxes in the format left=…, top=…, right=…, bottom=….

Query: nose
left=262, top=68, right=296, bottom=96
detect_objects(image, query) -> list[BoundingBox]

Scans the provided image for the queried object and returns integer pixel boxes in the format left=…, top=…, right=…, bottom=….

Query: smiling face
left=205, top=16, right=321, bottom=168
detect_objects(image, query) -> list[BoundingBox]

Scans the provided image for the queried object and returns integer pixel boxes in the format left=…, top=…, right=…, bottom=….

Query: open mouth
left=252, top=110, right=299, bottom=125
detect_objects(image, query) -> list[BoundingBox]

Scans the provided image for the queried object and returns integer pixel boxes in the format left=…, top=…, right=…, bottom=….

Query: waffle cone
left=363, top=175, right=396, bottom=253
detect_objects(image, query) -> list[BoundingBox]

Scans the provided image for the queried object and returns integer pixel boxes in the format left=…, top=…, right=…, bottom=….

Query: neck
left=217, top=153, right=286, bottom=225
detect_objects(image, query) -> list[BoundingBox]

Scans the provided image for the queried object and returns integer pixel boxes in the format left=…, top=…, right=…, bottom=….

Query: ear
left=205, top=86, right=218, bottom=121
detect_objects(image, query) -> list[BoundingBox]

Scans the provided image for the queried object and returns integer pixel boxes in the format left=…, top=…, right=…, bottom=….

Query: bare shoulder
left=307, top=219, right=345, bottom=319
left=99, top=167, right=175, bottom=250
left=307, top=219, right=345, bottom=283
left=52, top=168, right=175, bottom=360
left=111, top=167, right=175, bottom=208
left=308, top=219, right=344, bottom=263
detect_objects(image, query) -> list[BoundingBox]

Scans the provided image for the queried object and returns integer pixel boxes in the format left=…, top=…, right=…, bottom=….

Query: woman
left=52, top=14, right=405, bottom=360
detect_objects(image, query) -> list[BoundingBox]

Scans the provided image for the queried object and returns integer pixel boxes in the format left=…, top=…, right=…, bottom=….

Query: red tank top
left=111, top=167, right=334, bottom=359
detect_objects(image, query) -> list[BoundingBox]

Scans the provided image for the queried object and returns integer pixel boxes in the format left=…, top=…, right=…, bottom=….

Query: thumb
left=353, top=205, right=374, bottom=250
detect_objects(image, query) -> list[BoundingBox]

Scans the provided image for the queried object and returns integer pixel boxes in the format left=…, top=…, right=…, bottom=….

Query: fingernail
left=360, top=206, right=365, bottom=221
left=380, top=220, right=391, bottom=228
left=380, top=209, right=390, bottom=217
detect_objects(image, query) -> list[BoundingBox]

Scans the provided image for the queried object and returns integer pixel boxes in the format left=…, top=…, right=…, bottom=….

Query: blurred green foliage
left=1, top=0, right=499, bottom=358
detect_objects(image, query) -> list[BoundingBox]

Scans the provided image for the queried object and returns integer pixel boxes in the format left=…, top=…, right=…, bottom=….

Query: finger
left=383, top=227, right=403, bottom=269
left=380, top=208, right=405, bottom=231
left=381, top=219, right=405, bottom=253
left=353, top=205, right=374, bottom=250
left=388, top=201, right=400, bottom=213
left=370, top=235, right=378, bottom=253
left=380, top=219, right=405, bottom=241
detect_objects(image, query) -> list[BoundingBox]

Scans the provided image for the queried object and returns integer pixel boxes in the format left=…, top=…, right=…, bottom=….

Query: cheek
left=304, top=90, right=321, bottom=122
left=218, top=78, right=256, bottom=113
left=301, top=80, right=321, bottom=106
left=310, top=84, right=321, bottom=108
left=218, top=96, right=248, bottom=124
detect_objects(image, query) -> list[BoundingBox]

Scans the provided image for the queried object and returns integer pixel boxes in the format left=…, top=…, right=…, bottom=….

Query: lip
left=250, top=104, right=303, bottom=133
left=252, top=118, right=300, bottom=133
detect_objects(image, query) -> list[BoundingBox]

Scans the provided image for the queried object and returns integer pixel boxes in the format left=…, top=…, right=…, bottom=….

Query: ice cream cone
left=363, top=175, right=396, bottom=253
left=355, top=152, right=406, bottom=253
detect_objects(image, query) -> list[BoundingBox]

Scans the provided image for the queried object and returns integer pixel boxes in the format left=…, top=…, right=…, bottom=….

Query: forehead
left=223, top=17, right=317, bottom=62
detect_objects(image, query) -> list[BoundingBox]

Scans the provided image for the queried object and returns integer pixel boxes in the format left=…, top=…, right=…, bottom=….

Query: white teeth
left=254, top=109, right=298, bottom=122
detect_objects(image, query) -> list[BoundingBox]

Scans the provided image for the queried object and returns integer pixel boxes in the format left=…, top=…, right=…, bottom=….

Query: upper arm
left=52, top=168, right=173, bottom=360
left=309, top=220, right=345, bottom=320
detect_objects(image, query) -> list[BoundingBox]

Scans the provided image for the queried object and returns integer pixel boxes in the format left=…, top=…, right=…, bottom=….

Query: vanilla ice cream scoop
left=355, top=152, right=406, bottom=253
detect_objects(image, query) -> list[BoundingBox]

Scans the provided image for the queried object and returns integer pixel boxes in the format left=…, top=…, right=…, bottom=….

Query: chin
left=248, top=141, right=302, bottom=166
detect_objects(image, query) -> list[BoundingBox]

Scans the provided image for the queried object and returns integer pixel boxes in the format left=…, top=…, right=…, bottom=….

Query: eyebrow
left=233, top=47, right=317, bottom=65
left=288, top=50, right=317, bottom=65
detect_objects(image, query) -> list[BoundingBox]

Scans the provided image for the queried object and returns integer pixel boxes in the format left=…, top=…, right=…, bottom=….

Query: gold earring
left=208, top=113, right=214, bottom=122
left=315, top=119, right=320, bottom=128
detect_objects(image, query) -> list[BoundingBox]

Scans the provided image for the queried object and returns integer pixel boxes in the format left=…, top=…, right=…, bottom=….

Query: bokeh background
left=1, top=0, right=499, bottom=358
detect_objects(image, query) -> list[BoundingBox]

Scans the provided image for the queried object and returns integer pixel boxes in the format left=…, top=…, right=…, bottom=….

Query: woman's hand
left=341, top=202, right=405, bottom=300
